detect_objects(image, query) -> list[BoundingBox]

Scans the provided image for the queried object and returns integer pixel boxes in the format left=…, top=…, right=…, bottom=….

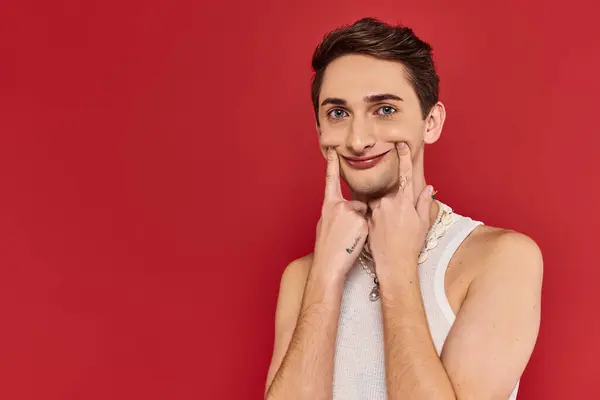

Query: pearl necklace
left=357, top=200, right=455, bottom=302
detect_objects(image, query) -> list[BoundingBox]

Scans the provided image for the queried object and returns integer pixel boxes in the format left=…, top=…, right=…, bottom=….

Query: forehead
left=319, top=54, right=416, bottom=104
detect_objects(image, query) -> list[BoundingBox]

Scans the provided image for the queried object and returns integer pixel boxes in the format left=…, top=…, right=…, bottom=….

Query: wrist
left=301, top=283, right=343, bottom=316
left=376, top=257, right=418, bottom=278
left=377, top=260, right=420, bottom=294
left=304, top=263, right=345, bottom=303
left=309, top=259, right=346, bottom=287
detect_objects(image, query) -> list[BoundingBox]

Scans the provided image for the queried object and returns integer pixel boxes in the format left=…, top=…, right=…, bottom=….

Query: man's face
left=317, top=54, right=432, bottom=198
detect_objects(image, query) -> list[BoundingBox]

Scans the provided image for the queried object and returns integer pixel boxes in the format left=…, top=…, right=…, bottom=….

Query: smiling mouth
left=342, top=150, right=391, bottom=170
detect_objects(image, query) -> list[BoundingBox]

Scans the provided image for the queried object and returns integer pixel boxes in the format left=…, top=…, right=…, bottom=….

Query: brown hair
left=311, top=17, right=439, bottom=122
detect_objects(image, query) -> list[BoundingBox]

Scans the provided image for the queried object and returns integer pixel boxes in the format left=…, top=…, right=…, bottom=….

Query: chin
left=345, top=175, right=395, bottom=199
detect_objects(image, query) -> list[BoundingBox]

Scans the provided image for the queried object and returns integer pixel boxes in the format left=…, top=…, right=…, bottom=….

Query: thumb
left=416, top=185, right=435, bottom=221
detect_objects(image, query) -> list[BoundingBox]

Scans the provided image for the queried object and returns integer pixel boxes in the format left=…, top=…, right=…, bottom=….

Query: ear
left=423, top=101, right=446, bottom=145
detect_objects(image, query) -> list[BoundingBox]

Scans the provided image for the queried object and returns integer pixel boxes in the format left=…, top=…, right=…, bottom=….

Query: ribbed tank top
left=332, top=201, right=519, bottom=399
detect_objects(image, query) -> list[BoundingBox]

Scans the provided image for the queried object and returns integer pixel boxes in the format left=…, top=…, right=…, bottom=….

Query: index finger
left=324, top=147, right=343, bottom=201
left=395, top=142, right=414, bottom=201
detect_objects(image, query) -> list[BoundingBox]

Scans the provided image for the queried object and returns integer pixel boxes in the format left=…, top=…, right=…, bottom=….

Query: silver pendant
left=369, top=278, right=380, bottom=302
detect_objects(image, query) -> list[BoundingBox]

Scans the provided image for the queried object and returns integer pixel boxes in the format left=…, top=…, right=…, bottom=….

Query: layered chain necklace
left=357, top=200, right=455, bottom=302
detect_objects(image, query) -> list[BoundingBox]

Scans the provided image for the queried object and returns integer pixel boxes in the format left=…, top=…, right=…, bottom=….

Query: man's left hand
left=367, top=142, right=434, bottom=276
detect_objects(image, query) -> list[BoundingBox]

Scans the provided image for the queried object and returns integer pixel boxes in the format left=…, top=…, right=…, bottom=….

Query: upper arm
left=264, top=256, right=311, bottom=395
left=441, top=231, right=543, bottom=400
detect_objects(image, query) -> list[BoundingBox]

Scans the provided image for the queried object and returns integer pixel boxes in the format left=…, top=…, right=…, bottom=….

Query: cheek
left=318, top=125, right=347, bottom=147
left=377, top=123, right=410, bottom=144
left=379, top=125, right=404, bottom=142
left=377, top=120, right=425, bottom=144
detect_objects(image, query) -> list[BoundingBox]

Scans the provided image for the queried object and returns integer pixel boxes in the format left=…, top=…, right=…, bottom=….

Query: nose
left=345, top=117, right=376, bottom=154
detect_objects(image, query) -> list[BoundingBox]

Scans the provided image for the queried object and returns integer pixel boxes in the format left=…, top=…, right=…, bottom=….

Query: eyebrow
left=320, top=93, right=403, bottom=107
left=364, top=93, right=403, bottom=103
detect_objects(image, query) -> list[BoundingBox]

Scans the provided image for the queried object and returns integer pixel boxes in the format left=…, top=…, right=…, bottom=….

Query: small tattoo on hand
left=346, top=236, right=361, bottom=254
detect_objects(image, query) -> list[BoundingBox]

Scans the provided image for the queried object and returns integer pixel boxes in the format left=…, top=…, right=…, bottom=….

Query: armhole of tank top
left=434, top=219, right=484, bottom=325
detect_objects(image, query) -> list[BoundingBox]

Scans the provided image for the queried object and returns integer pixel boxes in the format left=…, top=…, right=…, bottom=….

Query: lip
left=342, top=150, right=391, bottom=170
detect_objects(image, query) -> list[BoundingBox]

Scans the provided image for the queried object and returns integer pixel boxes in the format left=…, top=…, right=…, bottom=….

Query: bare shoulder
left=458, top=225, right=544, bottom=291
left=280, top=253, right=313, bottom=291
left=468, top=225, right=542, bottom=268
left=447, top=225, right=543, bottom=313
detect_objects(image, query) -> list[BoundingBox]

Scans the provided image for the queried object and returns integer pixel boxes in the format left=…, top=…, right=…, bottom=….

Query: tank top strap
left=417, top=202, right=484, bottom=353
left=433, top=213, right=483, bottom=324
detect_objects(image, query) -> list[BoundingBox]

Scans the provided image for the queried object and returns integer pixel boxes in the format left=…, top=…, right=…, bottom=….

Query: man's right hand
left=312, top=148, right=368, bottom=281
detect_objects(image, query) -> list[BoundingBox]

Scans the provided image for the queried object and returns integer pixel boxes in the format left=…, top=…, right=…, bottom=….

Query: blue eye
left=328, top=109, right=348, bottom=119
left=376, top=106, right=397, bottom=116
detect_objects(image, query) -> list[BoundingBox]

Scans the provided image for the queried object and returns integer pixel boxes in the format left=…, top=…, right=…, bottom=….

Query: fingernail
left=397, top=142, right=407, bottom=149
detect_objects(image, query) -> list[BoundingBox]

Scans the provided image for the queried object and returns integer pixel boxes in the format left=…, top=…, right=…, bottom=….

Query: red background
left=1, top=1, right=599, bottom=399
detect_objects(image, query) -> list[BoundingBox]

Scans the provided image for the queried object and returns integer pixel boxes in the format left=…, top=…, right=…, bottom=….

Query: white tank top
left=332, top=200, right=519, bottom=399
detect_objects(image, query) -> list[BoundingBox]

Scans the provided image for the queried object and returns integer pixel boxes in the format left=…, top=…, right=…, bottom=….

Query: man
left=264, top=17, right=542, bottom=400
